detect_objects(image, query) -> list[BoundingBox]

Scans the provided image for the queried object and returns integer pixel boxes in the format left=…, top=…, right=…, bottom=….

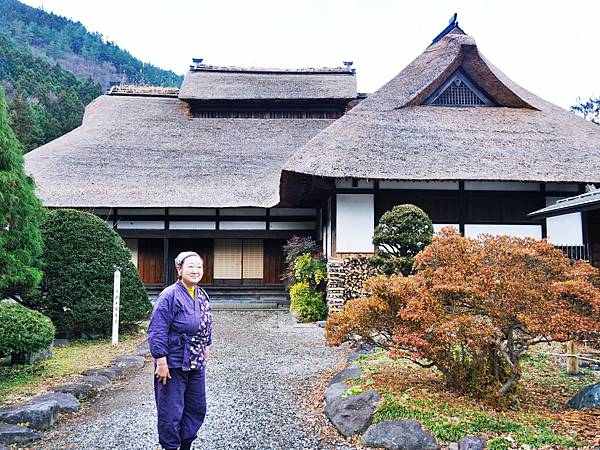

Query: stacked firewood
left=343, top=256, right=372, bottom=301
left=326, top=259, right=345, bottom=314
left=326, top=256, right=373, bottom=314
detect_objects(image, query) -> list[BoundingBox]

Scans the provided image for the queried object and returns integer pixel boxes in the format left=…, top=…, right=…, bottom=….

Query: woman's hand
left=155, top=357, right=171, bottom=385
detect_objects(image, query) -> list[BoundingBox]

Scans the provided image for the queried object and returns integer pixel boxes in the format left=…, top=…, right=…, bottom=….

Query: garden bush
left=327, top=228, right=600, bottom=398
left=23, top=209, right=152, bottom=337
left=289, top=253, right=327, bottom=322
left=290, top=281, right=327, bottom=322
left=282, top=235, right=320, bottom=286
left=0, top=302, right=55, bottom=364
left=370, top=204, right=433, bottom=275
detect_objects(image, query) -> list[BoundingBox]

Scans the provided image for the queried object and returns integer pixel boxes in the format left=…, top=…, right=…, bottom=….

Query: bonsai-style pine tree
left=0, top=87, right=45, bottom=299
left=370, top=204, right=434, bottom=275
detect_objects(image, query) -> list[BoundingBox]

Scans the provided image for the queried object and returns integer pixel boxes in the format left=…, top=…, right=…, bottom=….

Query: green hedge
left=24, top=209, right=152, bottom=337
left=290, top=281, right=327, bottom=322
left=0, top=302, right=55, bottom=361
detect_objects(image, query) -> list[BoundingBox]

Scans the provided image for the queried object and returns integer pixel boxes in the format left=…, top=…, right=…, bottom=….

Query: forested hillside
left=0, top=0, right=182, bottom=152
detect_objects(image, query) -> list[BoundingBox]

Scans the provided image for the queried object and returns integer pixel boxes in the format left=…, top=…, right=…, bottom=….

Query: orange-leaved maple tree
left=326, top=228, right=600, bottom=397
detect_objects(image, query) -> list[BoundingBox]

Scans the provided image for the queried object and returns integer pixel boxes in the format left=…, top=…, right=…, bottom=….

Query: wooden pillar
left=163, top=237, right=170, bottom=287
left=458, top=181, right=465, bottom=235
left=566, top=341, right=579, bottom=375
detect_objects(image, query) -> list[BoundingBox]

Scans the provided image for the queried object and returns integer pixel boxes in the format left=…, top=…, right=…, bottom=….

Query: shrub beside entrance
left=289, top=253, right=327, bottom=322
left=24, top=209, right=152, bottom=337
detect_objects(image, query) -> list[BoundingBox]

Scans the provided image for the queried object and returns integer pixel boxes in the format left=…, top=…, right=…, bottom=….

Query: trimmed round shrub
left=370, top=204, right=434, bottom=275
left=290, top=281, right=327, bottom=322
left=0, top=302, right=55, bottom=361
left=24, top=209, right=152, bottom=337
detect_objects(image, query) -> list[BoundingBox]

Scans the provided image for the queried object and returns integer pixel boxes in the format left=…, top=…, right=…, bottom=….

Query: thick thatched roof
left=179, top=65, right=357, bottom=101
left=24, top=95, right=334, bottom=208
left=283, top=29, right=600, bottom=183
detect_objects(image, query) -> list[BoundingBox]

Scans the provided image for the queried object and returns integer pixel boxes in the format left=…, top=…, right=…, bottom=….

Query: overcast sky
left=20, top=0, right=600, bottom=109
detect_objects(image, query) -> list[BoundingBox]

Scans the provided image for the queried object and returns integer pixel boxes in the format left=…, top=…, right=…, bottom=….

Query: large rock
left=0, top=424, right=41, bottom=444
left=53, top=338, right=70, bottom=348
left=567, top=382, right=600, bottom=409
left=0, top=400, right=59, bottom=430
left=111, top=354, right=145, bottom=372
left=50, top=382, right=97, bottom=400
left=325, top=388, right=380, bottom=436
left=329, top=366, right=362, bottom=386
left=133, top=340, right=150, bottom=356
left=78, top=374, right=112, bottom=389
left=325, top=382, right=349, bottom=405
left=81, top=366, right=124, bottom=381
left=459, top=435, right=487, bottom=450
left=361, top=420, right=440, bottom=450
left=29, top=392, right=80, bottom=413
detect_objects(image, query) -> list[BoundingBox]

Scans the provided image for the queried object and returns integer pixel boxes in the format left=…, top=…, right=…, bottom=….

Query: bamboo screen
left=242, top=239, right=264, bottom=279
left=213, top=239, right=242, bottom=279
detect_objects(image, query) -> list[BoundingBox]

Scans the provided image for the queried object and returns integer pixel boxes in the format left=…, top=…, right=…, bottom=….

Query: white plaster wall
left=125, top=239, right=138, bottom=268
left=464, top=224, right=542, bottom=239
left=336, top=194, right=374, bottom=253
left=546, top=213, right=583, bottom=245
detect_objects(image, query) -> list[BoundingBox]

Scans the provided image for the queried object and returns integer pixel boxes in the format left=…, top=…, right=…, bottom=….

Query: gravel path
left=38, top=311, right=356, bottom=450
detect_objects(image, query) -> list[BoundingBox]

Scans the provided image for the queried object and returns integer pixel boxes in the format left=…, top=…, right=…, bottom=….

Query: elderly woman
left=148, top=251, right=212, bottom=450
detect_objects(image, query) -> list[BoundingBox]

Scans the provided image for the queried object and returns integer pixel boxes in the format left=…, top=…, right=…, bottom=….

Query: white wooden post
left=112, top=269, right=121, bottom=345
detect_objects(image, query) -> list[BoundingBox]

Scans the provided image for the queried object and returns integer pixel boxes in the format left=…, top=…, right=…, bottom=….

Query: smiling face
left=178, top=255, right=204, bottom=288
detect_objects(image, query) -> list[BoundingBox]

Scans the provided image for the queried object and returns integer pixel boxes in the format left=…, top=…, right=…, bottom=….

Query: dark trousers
left=154, top=366, right=206, bottom=450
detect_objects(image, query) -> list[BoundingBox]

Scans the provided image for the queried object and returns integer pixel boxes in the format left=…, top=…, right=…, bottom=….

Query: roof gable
left=425, top=69, right=495, bottom=106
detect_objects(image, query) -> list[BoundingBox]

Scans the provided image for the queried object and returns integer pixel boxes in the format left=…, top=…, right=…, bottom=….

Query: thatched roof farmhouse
left=23, top=19, right=600, bottom=301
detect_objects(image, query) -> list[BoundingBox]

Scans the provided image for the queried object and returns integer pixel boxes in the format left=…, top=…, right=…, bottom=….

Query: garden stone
left=81, top=366, right=124, bottom=380
left=10, top=346, right=52, bottom=365
left=29, top=392, right=80, bottom=413
left=111, top=354, right=145, bottom=372
left=448, top=444, right=459, bottom=450
left=325, top=382, right=348, bottom=405
left=459, top=435, right=487, bottom=450
left=0, top=424, right=41, bottom=444
left=78, top=374, right=112, bottom=389
left=325, top=388, right=380, bottom=436
left=566, top=381, right=600, bottom=409
left=51, top=382, right=97, bottom=400
left=348, top=344, right=375, bottom=362
left=361, top=419, right=440, bottom=450
left=0, top=400, right=59, bottom=430
left=316, top=320, right=326, bottom=328
left=53, top=339, right=69, bottom=348
left=329, top=366, right=362, bottom=386
left=133, top=339, right=150, bottom=356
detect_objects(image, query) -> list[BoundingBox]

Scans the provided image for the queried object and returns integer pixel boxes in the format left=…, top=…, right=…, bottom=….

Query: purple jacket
left=148, top=281, right=212, bottom=371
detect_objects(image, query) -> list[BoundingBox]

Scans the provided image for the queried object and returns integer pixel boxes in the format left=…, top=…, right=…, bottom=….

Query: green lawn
left=0, top=332, right=147, bottom=406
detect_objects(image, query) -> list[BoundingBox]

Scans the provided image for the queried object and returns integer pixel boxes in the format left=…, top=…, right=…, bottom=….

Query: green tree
left=572, top=96, right=600, bottom=125
left=370, top=204, right=434, bottom=276
left=26, top=209, right=152, bottom=337
left=0, top=87, right=45, bottom=299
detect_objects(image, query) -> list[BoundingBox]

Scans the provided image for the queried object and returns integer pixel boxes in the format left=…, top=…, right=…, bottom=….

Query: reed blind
left=213, top=239, right=242, bottom=279
left=242, top=239, right=264, bottom=279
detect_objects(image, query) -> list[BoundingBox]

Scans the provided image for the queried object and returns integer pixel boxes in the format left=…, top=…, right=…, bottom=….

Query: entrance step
left=209, top=301, right=289, bottom=311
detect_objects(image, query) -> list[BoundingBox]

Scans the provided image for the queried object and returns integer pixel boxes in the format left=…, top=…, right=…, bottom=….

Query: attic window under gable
left=425, top=70, right=495, bottom=107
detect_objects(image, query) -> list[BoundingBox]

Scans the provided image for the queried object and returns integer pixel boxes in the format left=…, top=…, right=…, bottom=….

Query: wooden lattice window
left=426, top=70, right=494, bottom=107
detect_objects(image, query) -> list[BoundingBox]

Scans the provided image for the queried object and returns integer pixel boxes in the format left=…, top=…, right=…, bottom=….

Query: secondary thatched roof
left=24, top=95, right=333, bottom=208
left=529, top=189, right=600, bottom=218
left=283, top=28, right=600, bottom=184
left=179, top=65, right=357, bottom=101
